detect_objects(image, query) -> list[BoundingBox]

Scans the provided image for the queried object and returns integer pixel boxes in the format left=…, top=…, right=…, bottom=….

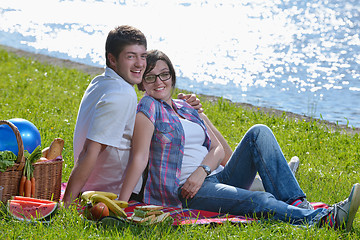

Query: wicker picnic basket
left=0, top=120, right=63, bottom=202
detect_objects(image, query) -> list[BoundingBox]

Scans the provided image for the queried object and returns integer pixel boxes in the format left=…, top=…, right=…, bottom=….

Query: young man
left=63, top=25, right=201, bottom=206
left=63, top=25, right=147, bottom=206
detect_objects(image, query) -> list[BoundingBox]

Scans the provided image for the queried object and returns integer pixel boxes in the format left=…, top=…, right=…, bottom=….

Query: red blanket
left=61, top=183, right=328, bottom=226
left=124, top=200, right=255, bottom=225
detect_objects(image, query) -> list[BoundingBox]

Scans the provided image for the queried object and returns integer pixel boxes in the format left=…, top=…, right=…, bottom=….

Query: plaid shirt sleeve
left=136, top=96, right=156, bottom=124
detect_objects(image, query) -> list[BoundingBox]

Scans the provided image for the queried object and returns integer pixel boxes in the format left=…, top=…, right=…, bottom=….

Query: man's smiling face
left=109, top=44, right=147, bottom=85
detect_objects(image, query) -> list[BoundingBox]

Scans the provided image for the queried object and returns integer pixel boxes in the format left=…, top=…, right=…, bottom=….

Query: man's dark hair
left=105, top=25, right=147, bottom=67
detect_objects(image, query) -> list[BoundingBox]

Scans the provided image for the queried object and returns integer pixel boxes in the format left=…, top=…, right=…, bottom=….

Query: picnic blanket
left=60, top=183, right=329, bottom=226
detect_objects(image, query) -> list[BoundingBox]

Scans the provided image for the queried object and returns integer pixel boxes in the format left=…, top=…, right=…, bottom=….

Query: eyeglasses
left=143, top=72, right=171, bottom=83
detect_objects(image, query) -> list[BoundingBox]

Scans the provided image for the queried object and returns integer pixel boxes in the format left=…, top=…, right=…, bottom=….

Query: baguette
left=41, top=147, right=49, bottom=158
left=46, top=138, right=64, bottom=160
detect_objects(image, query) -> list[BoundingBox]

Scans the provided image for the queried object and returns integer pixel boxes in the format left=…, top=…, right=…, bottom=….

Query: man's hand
left=177, top=93, right=204, bottom=113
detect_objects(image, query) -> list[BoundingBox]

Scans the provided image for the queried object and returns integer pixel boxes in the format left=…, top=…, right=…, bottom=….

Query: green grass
left=1, top=47, right=360, bottom=239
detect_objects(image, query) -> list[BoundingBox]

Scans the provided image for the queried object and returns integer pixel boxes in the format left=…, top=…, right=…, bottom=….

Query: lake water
left=1, top=0, right=359, bottom=127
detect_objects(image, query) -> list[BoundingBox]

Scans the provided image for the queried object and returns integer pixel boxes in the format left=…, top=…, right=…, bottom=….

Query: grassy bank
left=0, top=47, right=359, bottom=239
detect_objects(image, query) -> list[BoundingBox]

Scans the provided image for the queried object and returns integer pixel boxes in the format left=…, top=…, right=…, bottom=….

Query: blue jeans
left=178, top=124, right=329, bottom=225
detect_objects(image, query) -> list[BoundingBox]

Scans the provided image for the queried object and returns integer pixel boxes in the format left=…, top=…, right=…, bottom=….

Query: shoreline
left=2, top=44, right=359, bottom=134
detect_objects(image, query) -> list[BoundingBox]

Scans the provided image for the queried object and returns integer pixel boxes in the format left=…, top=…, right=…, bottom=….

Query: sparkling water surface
left=1, top=0, right=359, bottom=127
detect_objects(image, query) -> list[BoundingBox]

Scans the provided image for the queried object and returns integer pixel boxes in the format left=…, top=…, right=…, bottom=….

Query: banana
left=81, top=191, right=118, bottom=206
left=90, top=194, right=127, bottom=218
left=81, top=191, right=95, bottom=202
left=112, top=200, right=129, bottom=208
left=81, top=191, right=118, bottom=203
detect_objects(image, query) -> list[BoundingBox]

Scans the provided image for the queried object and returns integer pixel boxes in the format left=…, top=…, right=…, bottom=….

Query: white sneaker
left=288, top=156, right=300, bottom=175
left=329, top=183, right=360, bottom=231
left=249, top=176, right=264, bottom=191
left=297, top=198, right=314, bottom=210
left=249, top=156, right=301, bottom=192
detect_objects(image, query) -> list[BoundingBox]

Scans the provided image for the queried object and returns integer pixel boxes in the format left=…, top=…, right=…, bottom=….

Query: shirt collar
left=159, top=98, right=181, bottom=110
left=143, top=94, right=187, bottom=114
left=172, top=99, right=184, bottom=110
left=104, top=67, right=120, bottom=79
left=104, top=67, right=133, bottom=87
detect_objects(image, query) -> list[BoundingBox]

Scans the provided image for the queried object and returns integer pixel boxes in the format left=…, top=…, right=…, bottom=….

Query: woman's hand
left=180, top=167, right=207, bottom=199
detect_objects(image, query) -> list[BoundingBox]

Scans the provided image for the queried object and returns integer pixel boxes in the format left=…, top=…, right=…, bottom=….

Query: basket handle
left=0, top=120, right=26, bottom=170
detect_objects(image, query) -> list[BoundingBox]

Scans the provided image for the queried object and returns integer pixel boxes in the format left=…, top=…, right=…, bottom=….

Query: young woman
left=119, top=50, right=360, bottom=231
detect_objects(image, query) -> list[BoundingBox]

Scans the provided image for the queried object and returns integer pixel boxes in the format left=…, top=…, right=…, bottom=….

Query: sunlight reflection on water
left=0, top=0, right=359, bottom=127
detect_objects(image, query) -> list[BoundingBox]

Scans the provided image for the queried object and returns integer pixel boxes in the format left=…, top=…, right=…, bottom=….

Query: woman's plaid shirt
left=137, top=96, right=211, bottom=207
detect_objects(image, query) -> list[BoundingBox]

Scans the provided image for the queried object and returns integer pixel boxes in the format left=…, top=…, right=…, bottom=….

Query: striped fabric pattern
left=137, top=96, right=210, bottom=208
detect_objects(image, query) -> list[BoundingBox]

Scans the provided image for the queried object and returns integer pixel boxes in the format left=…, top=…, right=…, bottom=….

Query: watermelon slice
left=7, top=197, right=58, bottom=221
left=10, top=200, right=43, bottom=207
left=12, top=196, right=56, bottom=204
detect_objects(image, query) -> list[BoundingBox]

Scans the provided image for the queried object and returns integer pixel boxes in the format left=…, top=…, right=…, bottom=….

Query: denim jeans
left=179, top=124, right=329, bottom=225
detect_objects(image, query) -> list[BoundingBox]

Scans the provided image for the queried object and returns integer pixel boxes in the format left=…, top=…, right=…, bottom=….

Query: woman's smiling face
left=142, top=60, right=173, bottom=105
